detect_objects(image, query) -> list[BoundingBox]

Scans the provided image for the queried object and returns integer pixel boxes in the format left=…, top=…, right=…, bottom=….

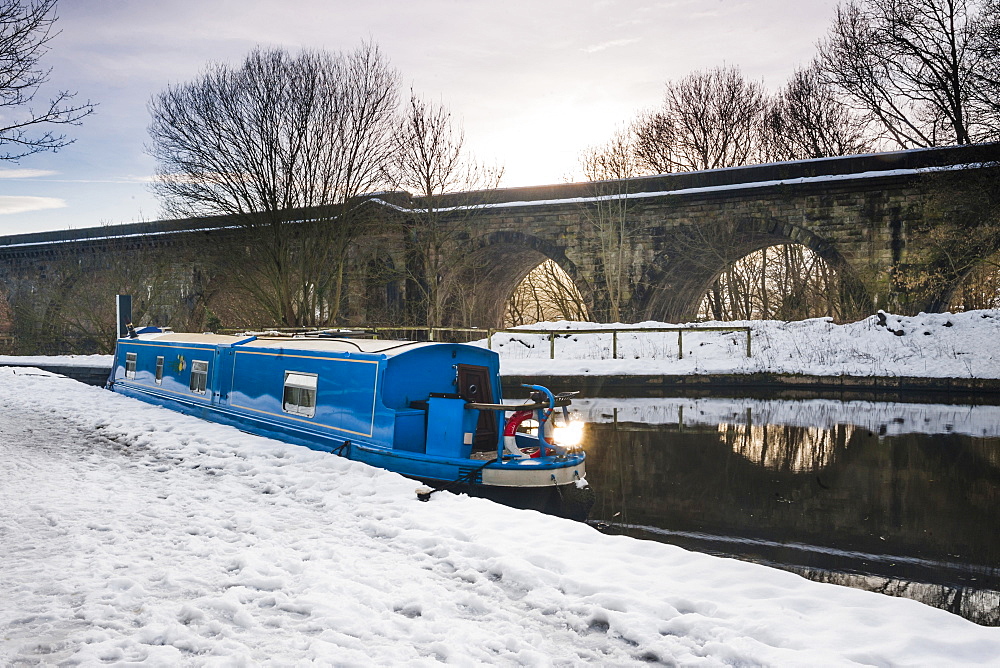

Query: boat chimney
left=116, top=295, right=137, bottom=338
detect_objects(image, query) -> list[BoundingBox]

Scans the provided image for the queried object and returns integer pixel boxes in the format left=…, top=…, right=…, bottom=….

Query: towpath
left=2, top=368, right=999, bottom=665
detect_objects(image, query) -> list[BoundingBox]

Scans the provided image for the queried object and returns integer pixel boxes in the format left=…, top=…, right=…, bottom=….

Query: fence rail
left=221, top=325, right=753, bottom=360
left=486, top=326, right=752, bottom=360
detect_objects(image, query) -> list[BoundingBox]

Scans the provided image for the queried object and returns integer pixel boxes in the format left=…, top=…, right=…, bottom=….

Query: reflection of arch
left=639, top=217, right=872, bottom=321
left=721, top=423, right=854, bottom=473
left=445, top=231, right=593, bottom=328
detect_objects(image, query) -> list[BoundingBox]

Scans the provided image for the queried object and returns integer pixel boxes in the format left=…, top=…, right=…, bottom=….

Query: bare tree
left=948, top=259, right=1000, bottom=309
left=0, top=0, right=93, bottom=160
left=386, top=92, right=502, bottom=327
left=765, top=64, right=876, bottom=161
left=633, top=66, right=769, bottom=173
left=53, top=243, right=180, bottom=353
left=5, top=231, right=185, bottom=354
left=579, top=129, right=643, bottom=321
left=148, top=43, right=399, bottom=327
left=972, top=0, right=1000, bottom=136
left=816, top=0, right=998, bottom=148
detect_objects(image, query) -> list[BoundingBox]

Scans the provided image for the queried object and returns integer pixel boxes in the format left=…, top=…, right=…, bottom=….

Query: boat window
left=190, top=360, right=209, bottom=394
left=155, top=356, right=164, bottom=385
left=283, top=371, right=317, bottom=418
left=125, top=352, right=137, bottom=379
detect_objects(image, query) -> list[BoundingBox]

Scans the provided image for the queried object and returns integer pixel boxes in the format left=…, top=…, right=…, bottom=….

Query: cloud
left=581, top=38, right=640, bottom=54
left=44, top=175, right=155, bottom=184
left=0, top=196, right=68, bottom=215
left=0, top=168, right=58, bottom=179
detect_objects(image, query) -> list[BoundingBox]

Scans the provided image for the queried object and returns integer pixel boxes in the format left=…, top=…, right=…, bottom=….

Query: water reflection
left=575, top=397, right=1000, bottom=625
left=720, top=422, right=851, bottom=472
left=802, top=571, right=1000, bottom=627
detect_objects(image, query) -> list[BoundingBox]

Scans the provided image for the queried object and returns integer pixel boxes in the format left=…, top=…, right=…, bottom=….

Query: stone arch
left=443, top=231, right=594, bottom=328
left=639, top=217, right=873, bottom=322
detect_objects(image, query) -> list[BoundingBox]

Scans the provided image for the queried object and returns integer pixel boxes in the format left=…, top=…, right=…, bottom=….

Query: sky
left=0, top=0, right=838, bottom=237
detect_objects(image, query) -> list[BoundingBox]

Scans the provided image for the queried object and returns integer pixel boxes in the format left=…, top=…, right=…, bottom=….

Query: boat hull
left=110, top=351, right=591, bottom=517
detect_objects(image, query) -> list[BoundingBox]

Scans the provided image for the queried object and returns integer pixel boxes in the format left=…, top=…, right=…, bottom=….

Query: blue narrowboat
left=106, top=321, right=593, bottom=518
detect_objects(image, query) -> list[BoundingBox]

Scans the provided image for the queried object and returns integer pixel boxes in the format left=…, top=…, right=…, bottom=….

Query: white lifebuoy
left=503, top=409, right=534, bottom=458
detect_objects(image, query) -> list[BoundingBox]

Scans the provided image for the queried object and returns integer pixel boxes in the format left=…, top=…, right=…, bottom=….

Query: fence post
left=612, top=331, right=618, bottom=359
left=746, top=328, right=752, bottom=357
left=430, top=327, right=436, bottom=342
left=487, top=329, right=493, bottom=350
left=677, top=330, right=683, bottom=359
left=549, top=332, right=555, bottom=359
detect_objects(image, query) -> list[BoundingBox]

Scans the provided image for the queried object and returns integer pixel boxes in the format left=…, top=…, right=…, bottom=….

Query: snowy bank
left=2, top=368, right=999, bottom=665
left=573, top=396, right=1000, bottom=438
left=0, top=353, right=113, bottom=368
left=482, top=310, right=1000, bottom=380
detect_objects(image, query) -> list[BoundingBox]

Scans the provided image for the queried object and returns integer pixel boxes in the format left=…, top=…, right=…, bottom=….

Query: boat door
left=215, top=347, right=235, bottom=404
left=455, top=364, right=498, bottom=449
left=211, top=347, right=222, bottom=404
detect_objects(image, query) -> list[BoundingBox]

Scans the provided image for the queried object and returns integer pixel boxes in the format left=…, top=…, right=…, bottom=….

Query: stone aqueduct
left=1, top=143, right=998, bottom=339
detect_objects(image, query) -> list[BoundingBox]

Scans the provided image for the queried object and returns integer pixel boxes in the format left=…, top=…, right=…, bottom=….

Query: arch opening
left=440, top=232, right=592, bottom=328
left=504, top=259, right=590, bottom=327
left=641, top=218, right=871, bottom=323
left=697, top=243, right=849, bottom=321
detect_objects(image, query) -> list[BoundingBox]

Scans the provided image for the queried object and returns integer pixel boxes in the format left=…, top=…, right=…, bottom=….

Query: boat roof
left=242, top=337, right=429, bottom=355
left=141, top=332, right=240, bottom=344
left=128, top=331, right=439, bottom=356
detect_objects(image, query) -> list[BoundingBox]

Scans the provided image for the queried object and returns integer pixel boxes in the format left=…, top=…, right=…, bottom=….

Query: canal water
left=570, top=396, right=1000, bottom=626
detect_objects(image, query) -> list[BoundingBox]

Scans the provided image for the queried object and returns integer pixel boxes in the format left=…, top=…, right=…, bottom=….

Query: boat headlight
left=552, top=419, right=585, bottom=448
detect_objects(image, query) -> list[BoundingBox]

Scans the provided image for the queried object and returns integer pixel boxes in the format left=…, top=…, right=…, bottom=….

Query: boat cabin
left=110, top=331, right=506, bottom=462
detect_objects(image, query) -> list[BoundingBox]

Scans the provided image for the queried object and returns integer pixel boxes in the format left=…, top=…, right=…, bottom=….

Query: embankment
left=502, top=373, right=1000, bottom=404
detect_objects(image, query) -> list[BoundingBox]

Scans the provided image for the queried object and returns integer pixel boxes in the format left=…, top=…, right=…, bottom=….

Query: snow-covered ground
left=483, top=309, right=1000, bottom=379
left=3, top=367, right=1000, bottom=665
left=0, top=353, right=112, bottom=368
